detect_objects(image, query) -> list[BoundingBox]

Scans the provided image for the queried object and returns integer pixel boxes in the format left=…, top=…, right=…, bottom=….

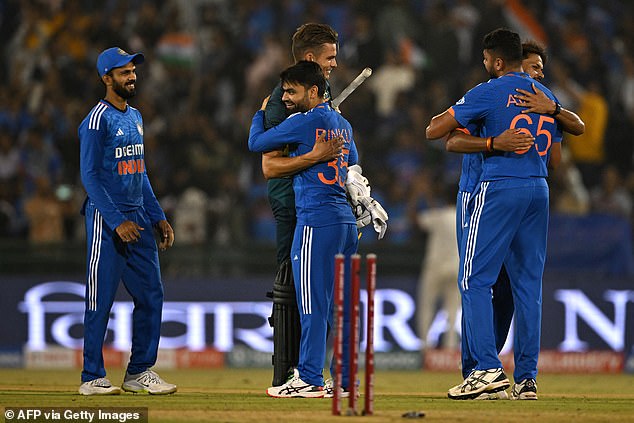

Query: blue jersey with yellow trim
left=451, top=72, right=563, bottom=181
left=79, top=100, right=164, bottom=230
left=248, top=102, right=357, bottom=227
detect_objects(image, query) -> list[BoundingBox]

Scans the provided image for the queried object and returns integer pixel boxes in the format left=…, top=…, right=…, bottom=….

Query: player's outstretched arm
left=446, top=128, right=534, bottom=153
left=426, top=110, right=460, bottom=140
left=249, top=97, right=301, bottom=153
left=261, top=133, right=344, bottom=179
left=515, top=83, right=585, bottom=135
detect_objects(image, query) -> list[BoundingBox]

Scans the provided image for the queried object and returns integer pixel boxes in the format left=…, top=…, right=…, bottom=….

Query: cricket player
left=78, top=47, right=176, bottom=395
left=260, top=23, right=341, bottom=388
left=443, top=41, right=584, bottom=400
left=426, top=28, right=563, bottom=400
left=249, top=61, right=362, bottom=397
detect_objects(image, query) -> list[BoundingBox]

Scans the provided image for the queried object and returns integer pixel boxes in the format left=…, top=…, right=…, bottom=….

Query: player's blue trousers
left=291, top=223, right=358, bottom=388
left=457, top=191, right=515, bottom=379
left=458, top=179, right=548, bottom=382
left=82, top=201, right=163, bottom=382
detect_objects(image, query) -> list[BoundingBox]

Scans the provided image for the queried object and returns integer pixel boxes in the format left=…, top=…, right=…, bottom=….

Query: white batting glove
left=345, top=165, right=371, bottom=205
left=358, top=196, right=388, bottom=240
left=352, top=202, right=372, bottom=229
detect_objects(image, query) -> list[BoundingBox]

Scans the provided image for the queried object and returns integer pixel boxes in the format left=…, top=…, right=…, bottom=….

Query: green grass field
left=1, top=368, right=633, bottom=422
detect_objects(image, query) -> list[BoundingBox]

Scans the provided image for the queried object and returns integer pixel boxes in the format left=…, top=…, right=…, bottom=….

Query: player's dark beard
left=284, top=91, right=311, bottom=113
left=113, top=80, right=136, bottom=99
left=293, top=94, right=311, bottom=113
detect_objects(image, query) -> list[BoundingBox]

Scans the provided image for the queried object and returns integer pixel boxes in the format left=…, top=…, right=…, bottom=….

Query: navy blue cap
left=96, top=47, right=145, bottom=77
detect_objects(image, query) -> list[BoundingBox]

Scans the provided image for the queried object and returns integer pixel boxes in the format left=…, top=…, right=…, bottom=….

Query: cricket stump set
left=332, top=68, right=377, bottom=415
left=332, top=253, right=376, bottom=416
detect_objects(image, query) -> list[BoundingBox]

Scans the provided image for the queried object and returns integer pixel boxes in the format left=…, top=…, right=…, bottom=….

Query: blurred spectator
left=420, top=3, right=460, bottom=84
left=173, top=187, right=209, bottom=245
left=375, top=0, right=419, bottom=53
left=605, top=54, right=634, bottom=176
left=416, top=199, right=460, bottom=351
left=0, top=0, right=631, bottom=248
left=131, top=2, right=165, bottom=50
left=550, top=147, right=590, bottom=216
left=566, top=80, right=609, bottom=189
left=50, top=1, right=91, bottom=63
left=0, top=132, right=20, bottom=183
left=0, top=85, right=34, bottom=135
left=381, top=181, right=411, bottom=244
left=386, top=128, right=425, bottom=185
left=249, top=194, right=276, bottom=242
left=621, top=55, right=634, bottom=118
left=474, top=0, right=508, bottom=53
left=208, top=170, right=247, bottom=246
left=23, top=176, right=64, bottom=244
left=450, top=0, right=480, bottom=66
left=244, top=34, right=287, bottom=93
left=0, top=131, right=21, bottom=235
left=0, top=182, right=18, bottom=237
left=590, top=165, right=632, bottom=219
left=340, top=13, right=381, bottom=70
left=19, top=126, right=62, bottom=194
left=367, top=50, right=415, bottom=117
left=626, top=171, right=634, bottom=224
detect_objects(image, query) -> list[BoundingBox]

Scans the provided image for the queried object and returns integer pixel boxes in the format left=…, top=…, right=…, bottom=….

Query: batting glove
left=352, top=202, right=372, bottom=229
left=345, top=165, right=371, bottom=205
left=358, top=196, right=388, bottom=240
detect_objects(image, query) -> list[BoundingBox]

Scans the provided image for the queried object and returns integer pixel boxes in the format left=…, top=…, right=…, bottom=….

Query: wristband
left=552, top=102, right=561, bottom=116
left=486, top=136, right=494, bottom=152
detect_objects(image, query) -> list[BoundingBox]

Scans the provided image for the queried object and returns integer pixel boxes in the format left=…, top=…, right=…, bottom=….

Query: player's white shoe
left=324, top=378, right=346, bottom=398
left=323, top=378, right=361, bottom=398
left=78, top=378, right=121, bottom=395
left=474, top=389, right=509, bottom=400
left=121, top=369, right=177, bottom=395
left=448, top=368, right=510, bottom=400
left=266, top=368, right=324, bottom=398
left=511, top=378, right=538, bottom=400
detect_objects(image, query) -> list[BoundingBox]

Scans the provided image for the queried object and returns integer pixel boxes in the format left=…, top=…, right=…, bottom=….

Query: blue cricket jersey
left=248, top=102, right=357, bottom=227
left=456, top=123, right=484, bottom=194
left=450, top=72, right=563, bottom=181
left=78, top=100, right=165, bottom=231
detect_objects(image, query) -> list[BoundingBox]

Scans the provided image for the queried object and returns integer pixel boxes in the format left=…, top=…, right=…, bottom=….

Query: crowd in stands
left=0, top=0, right=632, bottom=246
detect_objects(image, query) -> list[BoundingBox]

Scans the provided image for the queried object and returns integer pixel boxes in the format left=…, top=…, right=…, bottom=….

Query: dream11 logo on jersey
left=115, top=143, right=145, bottom=175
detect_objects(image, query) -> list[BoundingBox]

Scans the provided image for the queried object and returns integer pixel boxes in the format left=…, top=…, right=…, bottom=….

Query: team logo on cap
left=117, top=48, right=129, bottom=56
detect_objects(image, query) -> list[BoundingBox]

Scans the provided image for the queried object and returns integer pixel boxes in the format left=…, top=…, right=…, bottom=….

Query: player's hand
left=358, top=196, right=388, bottom=240
left=260, top=95, right=270, bottom=111
left=156, top=220, right=174, bottom=251
left=116, top=220, right=143, bottom=243
left=492, top=128, right=535, bottom=152
left=515, top=83, right=557, bottom=115
left=310, top=133, right=344, bottom=163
